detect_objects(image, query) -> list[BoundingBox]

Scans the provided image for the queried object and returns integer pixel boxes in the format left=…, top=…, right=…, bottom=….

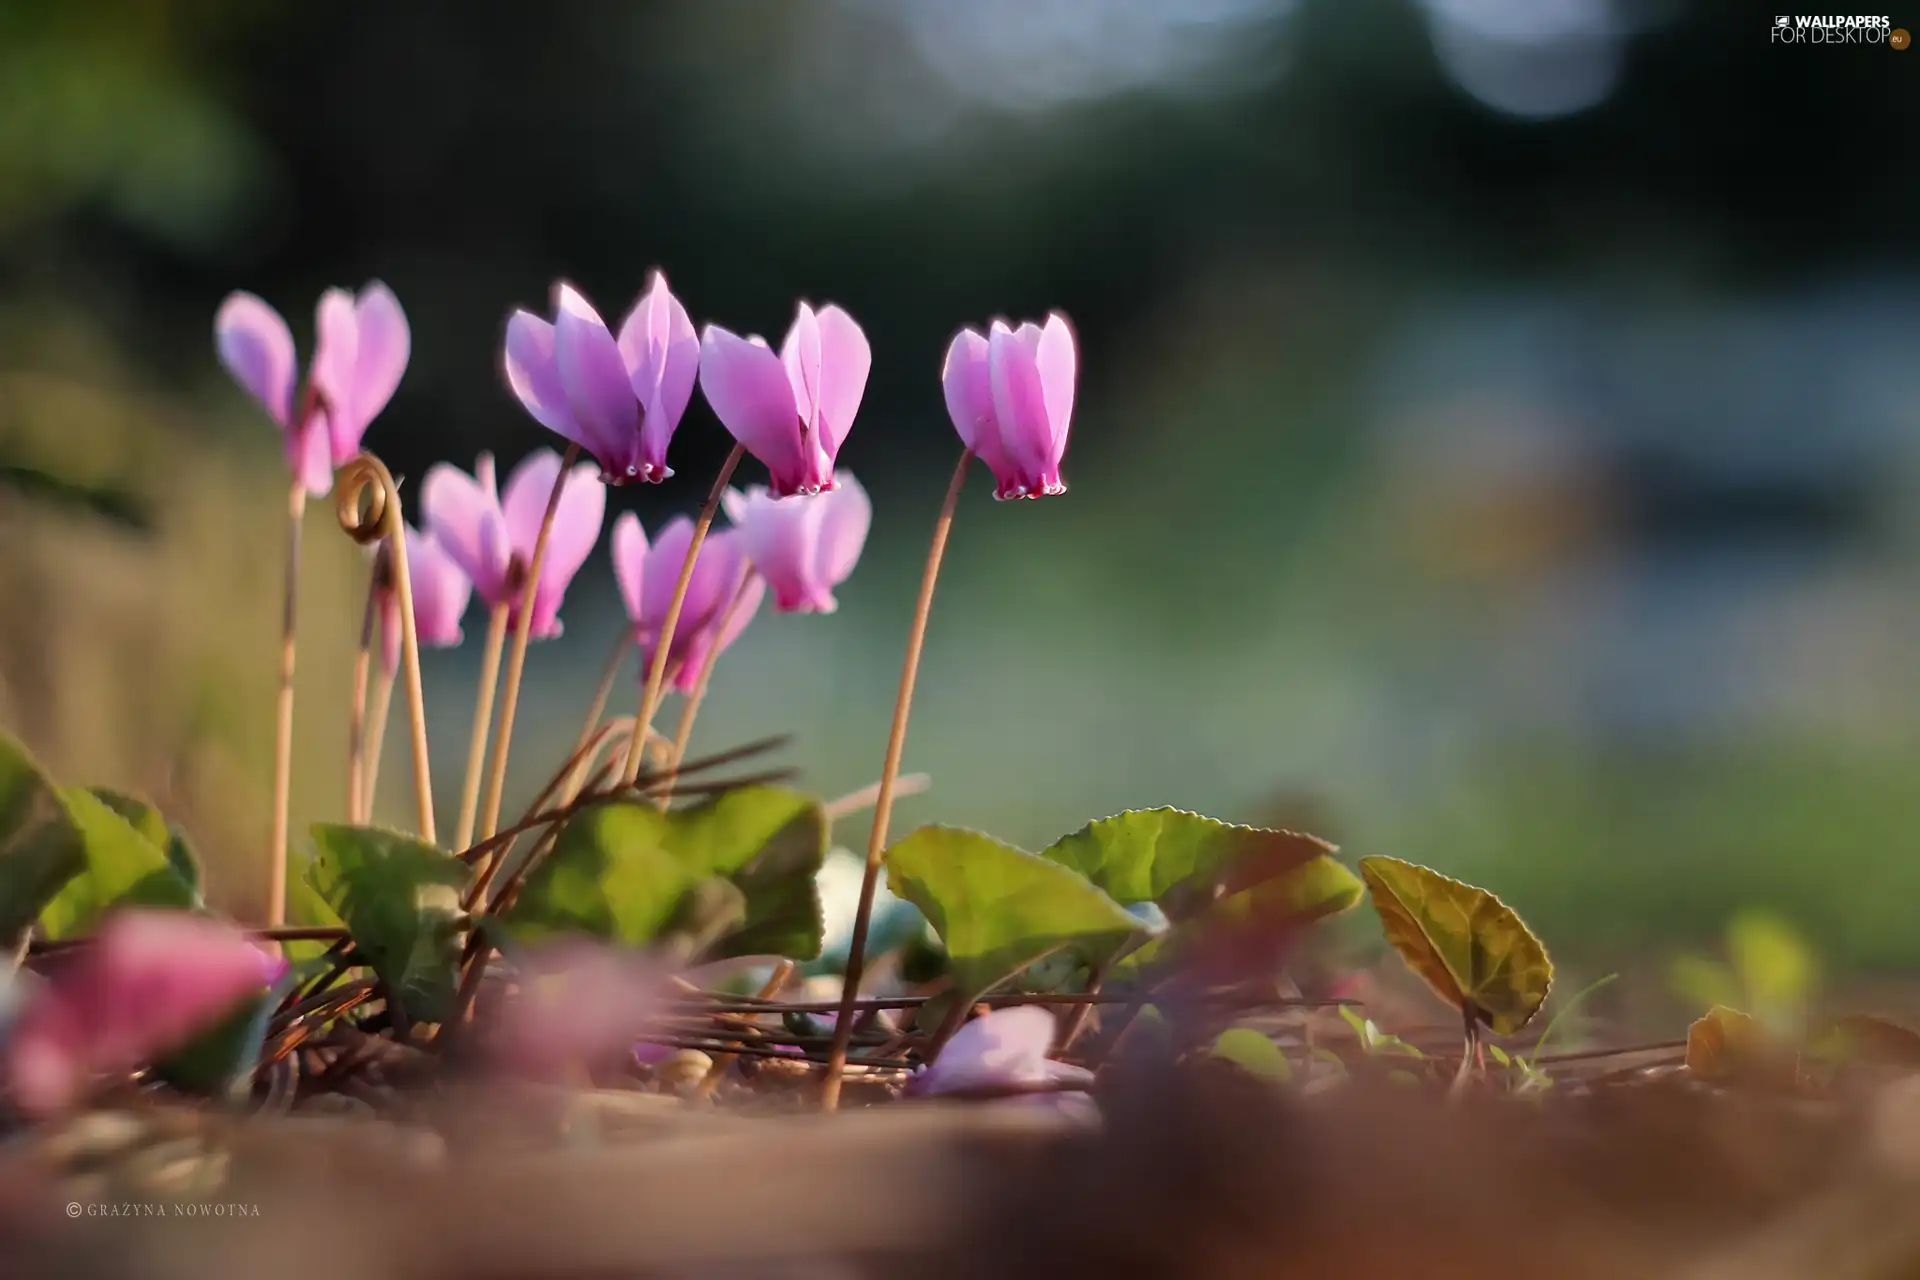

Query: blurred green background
left=2, top=0, right=1918, bottom=1004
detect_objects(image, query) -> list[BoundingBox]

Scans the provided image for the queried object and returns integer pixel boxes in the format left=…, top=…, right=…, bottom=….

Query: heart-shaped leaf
left=86, top=788, right=205, bottom=904
left=505, top=786, right=827, bottom=960
left=884, top=825, right=1145, bottom=1009
left=308, top=824, right=468, bottom=1022
left=38, top=787, right=198, bottom=940
left=0, top=728, right=86, bottom=941
left=1358, top=856, right=1553, bottom=1035
left=1043, top=809, right=1323, bottom=912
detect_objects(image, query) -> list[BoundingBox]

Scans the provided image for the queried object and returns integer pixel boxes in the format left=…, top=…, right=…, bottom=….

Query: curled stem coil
left=334, top=452, right=436, bottom=845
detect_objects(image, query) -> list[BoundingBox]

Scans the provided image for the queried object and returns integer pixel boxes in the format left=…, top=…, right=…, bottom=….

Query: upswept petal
left=215, top=292, right=297, bottom=427
left=343, top=282, right=409, bottom=449
left=618, top=272, right=700, bottom=478
left=989, top=321, right=1057, bottom=488
left=814, top=471, right=872, bottom=593
left=780, top=301, right=823, bottom=435
left=553, top=284, right=640, bottom=467
left=311, top=288, right=360, bottom=449
left=712, top=571, right=765, bottom=655
left=726, top=486, right=820, bottom=612
left=640, top=516, right=697, bottom=627
left=941, top=326, right=1014, bottom=478
left=408, top=523, right=472, bottom=650
left=699, top=326, right=811, bottom=496
left=290, top=414, right=336, bottom=498
left=504, top=311, right=581, bottom=441
left=422, top=457, right=512, bottom=606
left=1034, top=312, right=1077, bottom=467
left=530, top=463, right=606, bottom=636
left=810, top=304, right=870, bottom=463
left=610, top=512, right=649, bottom=625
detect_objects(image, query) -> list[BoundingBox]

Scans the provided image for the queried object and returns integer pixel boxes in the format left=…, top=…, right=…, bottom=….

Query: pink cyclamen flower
left=906, top=1006, right=1094, bottom=1099
left=3, top=911, right=285, bottom=1116
left=697, top=301, right=871, bottom=497
left=421, top=449, right=605, bottom=639
left=720, top=472, right=870, bottom=614
left=483, top=940, right=667, bottom=1081
left=503, top=275, right=699, bottom=485
left=215, top=282, right=409, bottom=497
left=611, top=517, right=764, bottom=692
left=942, top=313, right=1077, bottom=500
left=374, top=524, right=474, bottom=676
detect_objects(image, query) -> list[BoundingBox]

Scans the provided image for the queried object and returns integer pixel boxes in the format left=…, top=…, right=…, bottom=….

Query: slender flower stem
left=475, top=443, right=582, bottom=852
left=268, top=479, right=306, bottom=928
left=334, top=454, right=436, bottom=844
left=658, top=564, right=757, bottom=809
left=363, top=667, right=395, bottom=819
left=346, top=568, right=380, bottom=823
left=453, top=602, right=511, bottom=850
left=619, top=443, right=745, bottom=786
left=822, top=773, right=931, bottom=824
left=820, top=448, right=971, bottom=1111
left=557, top=630, right=633, bottom=805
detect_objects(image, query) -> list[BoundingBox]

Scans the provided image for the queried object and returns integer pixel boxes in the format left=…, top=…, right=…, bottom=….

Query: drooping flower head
left=3, top=911, right=286, bottom=1116
left=611, top=516, right=764, bottom=692
left=374, top=524, right=474, bottom=676
left=721, top=473, right=871, bottom=614
left=215, top=283, right=409, bottom=497
left=698, top=301, right=871, bottom=498
left=504, top=274, right=699, bottom=485
left=942, top=312, right=1077, bottom=500
left=421, top=450, right=605, bottom=640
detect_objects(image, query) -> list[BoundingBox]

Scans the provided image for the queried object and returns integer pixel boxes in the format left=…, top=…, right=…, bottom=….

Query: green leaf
left=884, top=825, right=1144, bottom=1009
left=1211, top=1027, right=1292, bottom=1082
left=38, top=787, right=197, bottom=940
left=151, top=989, right=278, bottom=1099
left=505, top=786, right=828, bottom=960
left=1042, top=807, right=1360, bottom=920
left=86, top=787, right=205, bottom=904
left=0, top=728, right=86, bottom=941
left=164, top=826, right=205, bottom=899
left=1337, top=1004, right=1425, bottom=1059
left=308, top=824, right=468, bottom=1022
left=284, top=858, right=347, bottom=970
left=1358, top=856, right=1554, bottom=1036
left=87, top=788, right=169, bottom=849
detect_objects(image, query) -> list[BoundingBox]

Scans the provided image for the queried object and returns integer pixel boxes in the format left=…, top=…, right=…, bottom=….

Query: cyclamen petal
left=907, top=1006, right=1094, bottom=1098
left=3, top=911, right=283, bottom=1116
left=507, top=277, right=698, bottom=484
left=942, top=312, right=1077, bottom=500
left=214, top=283, right=409, bottom=497
left=701, top=302, right=868, bottom=497
left=312, top=282, right=410, bottom=464
left=724, top=476, right=870, bottom=614
left=423, top=452, right=602, bottom=638
left=377, top=524, right=472, bottom=677
left=610, top=515, right=760, bottom=692
left=618, top=271, right=701, bottom=481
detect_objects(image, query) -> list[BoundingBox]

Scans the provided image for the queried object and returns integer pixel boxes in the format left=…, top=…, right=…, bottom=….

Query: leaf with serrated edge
left=1686, top=1004, right=1796, bottom=1087
left=504, top=786, right=827, bottom=960
left=39, top=788, right=197, bottom=940
left=885, top=825, right=1144, bottom=1010
left=0, top=729, right=87, bottom=941
left=308, top=824, right=468, bottom=1022
left=1359, top=856, right=1553, bottom=1035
